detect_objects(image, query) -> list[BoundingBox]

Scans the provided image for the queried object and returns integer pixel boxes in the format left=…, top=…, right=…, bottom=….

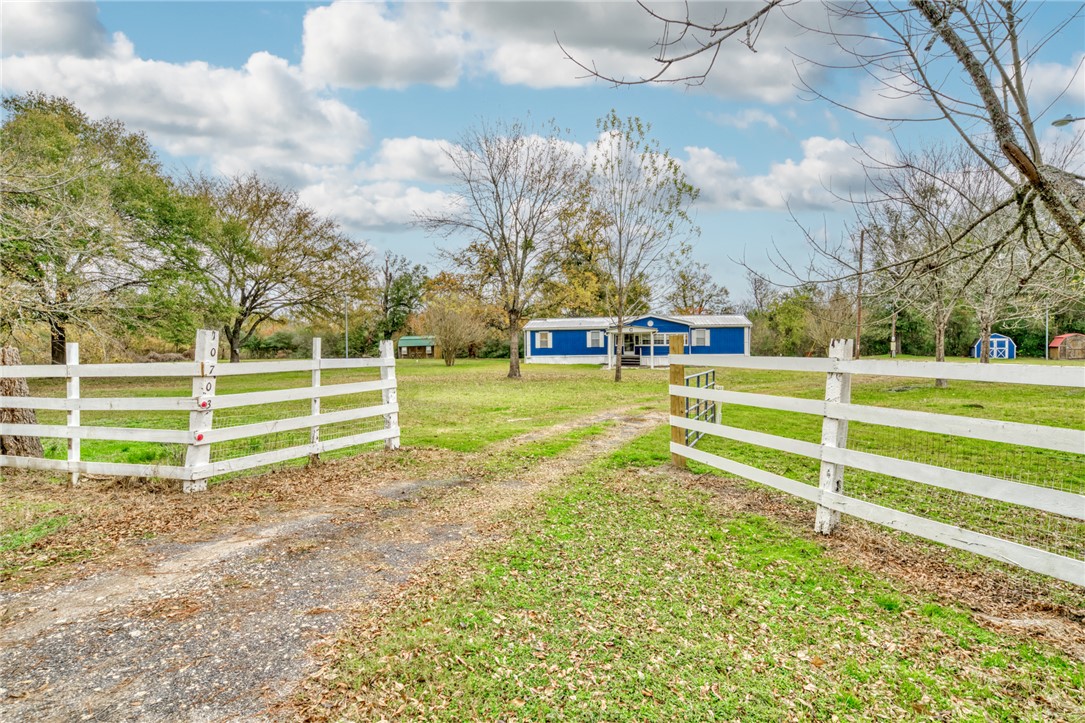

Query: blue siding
left=531, top=329, right=609, bottom=356
left=632, top=315, right=689, bottom=334
left=529, top=315, right=749, bottom=359
left=692, top=326, right=745, bottom=354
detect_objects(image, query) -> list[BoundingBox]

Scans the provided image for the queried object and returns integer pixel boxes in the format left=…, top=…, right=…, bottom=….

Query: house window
left=587, top=330, right=604, bottom=348
left=537, top=331, right=552, bottom=349
left=691, top=329, right=710, bottom=347
left=658, top=333, right=688, bottom=347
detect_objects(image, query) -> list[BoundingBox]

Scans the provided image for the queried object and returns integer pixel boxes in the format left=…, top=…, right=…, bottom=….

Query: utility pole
left=855, top=229, right=864, bottom=358
left=890, top=308, right=898, bottom=358
left=1045, top=305, right=1049, bottom=360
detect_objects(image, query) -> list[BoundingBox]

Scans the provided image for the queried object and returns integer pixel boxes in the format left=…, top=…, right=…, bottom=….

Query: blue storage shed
left=970, top=333, right=1016, bottom=359
left=523, top=314, right=751, bottom=367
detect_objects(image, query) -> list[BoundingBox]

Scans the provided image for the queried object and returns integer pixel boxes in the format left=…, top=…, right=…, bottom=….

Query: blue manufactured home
left=523, top=314, right=752, bottom=367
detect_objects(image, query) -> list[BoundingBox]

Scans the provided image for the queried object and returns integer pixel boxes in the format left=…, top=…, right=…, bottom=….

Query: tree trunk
left=0, top=346, right=45, bottom=458
left=50, top=320, right=66, bottom=365
left=979, top=322, right=992, bottom=364
left=613, top=321, right=623, bottom=382
left=507, top=311, right=521, bottom=379
left=934, top=321, right=947, bottom=389
left=225, top=323, right=241, bottom=363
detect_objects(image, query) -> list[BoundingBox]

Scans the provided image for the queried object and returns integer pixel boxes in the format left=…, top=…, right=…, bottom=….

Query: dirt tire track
left=0, top=410, right=663, bottom=722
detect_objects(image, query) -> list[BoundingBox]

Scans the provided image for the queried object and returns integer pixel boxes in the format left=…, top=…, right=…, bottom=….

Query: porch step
left=620, top=355, right=641, bottom=367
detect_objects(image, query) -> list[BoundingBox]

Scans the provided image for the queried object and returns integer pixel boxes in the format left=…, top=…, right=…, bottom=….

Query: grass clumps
left=306, top=428, right=1085, bottom=721
left=0, top=503, right=70, bottom=553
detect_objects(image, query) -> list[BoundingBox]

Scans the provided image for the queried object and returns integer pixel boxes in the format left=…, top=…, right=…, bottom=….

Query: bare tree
left=567, top=1, right=1085, bottom=271
left=805, top=284, right=858, bottom=355
left=590, top=111, right=699, bottom=381
left=664, top=246, right=733, bottom=315
left=741, top=269, right=780, bottom=315
left=420, top=293, right=489, bottom=367
left=418, top=119, right=585, bottom=379
left=861, top=144, right=1008, bottom=383
left=188, top=173, right=371, bottom=363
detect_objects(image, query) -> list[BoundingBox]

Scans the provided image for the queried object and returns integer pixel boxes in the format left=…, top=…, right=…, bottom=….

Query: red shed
left=1048, top=333, right=1085, bottom=361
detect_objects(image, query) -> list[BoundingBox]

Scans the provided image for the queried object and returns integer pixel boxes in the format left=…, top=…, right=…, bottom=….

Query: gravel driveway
left=1, top=412, right=663, bottom=721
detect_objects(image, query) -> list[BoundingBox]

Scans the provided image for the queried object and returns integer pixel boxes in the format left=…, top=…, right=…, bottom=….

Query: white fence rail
left=0, top=330, right=400, bottom=492
left=667, top=338, right=1085, bottom=586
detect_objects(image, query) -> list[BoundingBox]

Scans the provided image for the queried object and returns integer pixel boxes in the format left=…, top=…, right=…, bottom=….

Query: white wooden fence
left=667, top=337, right=1085, bottom=586
left=0, top=330, right=400, bottom=492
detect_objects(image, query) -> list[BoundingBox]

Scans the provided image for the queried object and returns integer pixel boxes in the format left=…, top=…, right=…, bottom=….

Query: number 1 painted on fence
left=184, top=329, right=218, bottom=492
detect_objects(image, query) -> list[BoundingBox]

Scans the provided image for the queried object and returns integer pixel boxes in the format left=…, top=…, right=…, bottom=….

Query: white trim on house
left=526, top=354, right=610, bottom=365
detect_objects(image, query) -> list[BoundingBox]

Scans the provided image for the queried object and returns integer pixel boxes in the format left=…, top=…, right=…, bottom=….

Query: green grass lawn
left=303, top=429, right=1085, bottom=721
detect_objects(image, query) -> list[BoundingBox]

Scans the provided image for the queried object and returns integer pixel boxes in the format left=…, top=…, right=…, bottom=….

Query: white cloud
left=301, top=2, right=465, bottom=89
left=2, top=35, right=369, bottom=186
left=848, top=73, right=939, bottom=122
left=362, top=137, right=458, bottom=183
left=1028, top=53, right=1085, bottom=108
left=453, top=1, right=841, bottom=102
left=300, top=175, right=460, bottom=232
left=0, top=0, right=110, bottom=58
left=709, top=109, right=782, bottom=131
left=683, top=135, right=894, bottom=211
left=295, top=1, right=850, bottom=102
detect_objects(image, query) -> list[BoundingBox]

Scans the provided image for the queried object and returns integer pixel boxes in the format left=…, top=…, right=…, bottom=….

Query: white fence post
left=66, top=342, right=80, bottom=487
left=814, top=338, right=854, bottom=534
left=310, top=337, right=321, bottom=466
left=379, top=340, right=400, bottom=451
left=184, top=329, right=218, bottom=492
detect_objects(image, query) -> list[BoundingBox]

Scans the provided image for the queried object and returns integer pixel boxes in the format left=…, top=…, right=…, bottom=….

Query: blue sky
left=3, top=1, right=1083, bottom=301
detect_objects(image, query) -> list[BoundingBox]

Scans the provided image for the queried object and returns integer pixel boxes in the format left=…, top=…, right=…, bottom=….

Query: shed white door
left=991, top=339, right=1008, bottom=358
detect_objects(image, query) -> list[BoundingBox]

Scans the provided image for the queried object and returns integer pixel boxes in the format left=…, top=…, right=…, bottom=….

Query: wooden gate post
left=379, top=340, right=400, bottom=451
left=669, top=335, right=686, bottom=469
left=184, top=329, right=218, bottom=492
left=814, top=338, right=854, bottom=534
left=309, top=337, right=322, bottom=466
left=66, top=342, right=80, bottom=487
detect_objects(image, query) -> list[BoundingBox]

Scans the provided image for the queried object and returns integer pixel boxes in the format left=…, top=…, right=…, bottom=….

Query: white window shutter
left=704, top=328, right=711, bottom=346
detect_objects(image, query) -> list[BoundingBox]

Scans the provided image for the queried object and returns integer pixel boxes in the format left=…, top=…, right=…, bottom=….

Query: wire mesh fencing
left=669, top=347, right=1085, bottom=583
